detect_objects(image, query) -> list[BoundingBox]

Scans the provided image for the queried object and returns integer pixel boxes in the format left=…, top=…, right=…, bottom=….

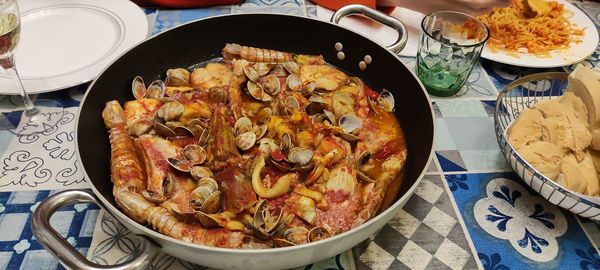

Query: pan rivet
left=337, top=51, right=345, bottom=61
left=359, top=61, right=367, bottom=70
left=364, top=55, right=372, bottom=64
left=335, top=42, right=343, bottom=51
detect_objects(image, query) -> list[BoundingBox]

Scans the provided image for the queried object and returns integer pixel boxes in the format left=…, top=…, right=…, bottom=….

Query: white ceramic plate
left=0, top=0, right=148, bottom=95
left=480, top=0, right=598, bottom=68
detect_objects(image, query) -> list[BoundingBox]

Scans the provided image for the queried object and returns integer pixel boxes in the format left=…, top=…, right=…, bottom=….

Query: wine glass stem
left=1, top=55, right=39, bottom=117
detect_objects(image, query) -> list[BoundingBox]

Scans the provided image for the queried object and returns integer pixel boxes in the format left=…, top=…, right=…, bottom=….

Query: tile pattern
left=353, top=174, right=478, bottom=270
left=0, top=190, right=99, bottom=270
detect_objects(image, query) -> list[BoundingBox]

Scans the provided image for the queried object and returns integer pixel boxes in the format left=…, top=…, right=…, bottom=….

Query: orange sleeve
left=311, top=0, right=377, bottom=10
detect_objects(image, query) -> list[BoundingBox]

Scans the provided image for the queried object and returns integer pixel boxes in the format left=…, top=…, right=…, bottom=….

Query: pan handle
left=32, top=190, right=160, bottom=270
left=330, top=4, right=408, bottom=54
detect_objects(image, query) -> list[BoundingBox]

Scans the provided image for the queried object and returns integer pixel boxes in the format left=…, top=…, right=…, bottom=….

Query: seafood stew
left=101, top=44, right=407, bottom=248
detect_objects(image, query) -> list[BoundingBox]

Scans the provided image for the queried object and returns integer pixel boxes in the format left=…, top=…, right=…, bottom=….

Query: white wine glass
left=0, top=0, right=63, bottom=135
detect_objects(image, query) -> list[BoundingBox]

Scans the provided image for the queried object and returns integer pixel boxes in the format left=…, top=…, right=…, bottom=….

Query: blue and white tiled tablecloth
left=0, top=0, right=598, bottom=269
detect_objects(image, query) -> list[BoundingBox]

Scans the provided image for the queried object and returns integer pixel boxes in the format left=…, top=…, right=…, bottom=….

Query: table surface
left=0, top=1, right=599, bottom=270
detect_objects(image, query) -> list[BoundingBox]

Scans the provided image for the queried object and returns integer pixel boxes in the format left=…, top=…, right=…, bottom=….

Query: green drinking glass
left=416, top=11, right=489, bottom=97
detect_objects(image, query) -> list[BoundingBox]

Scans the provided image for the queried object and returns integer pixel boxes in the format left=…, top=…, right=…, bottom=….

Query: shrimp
left=222, top=43, right=293, bottom=63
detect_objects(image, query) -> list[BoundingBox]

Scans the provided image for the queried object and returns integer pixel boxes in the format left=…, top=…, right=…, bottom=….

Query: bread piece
left=558, top=92, right=589, bottom=126
left=566, top=115, right=592, bottom=161
left=591, top=129, right=600, bottom=151
left=556, top=153, right=588, bottom=194
left=566, top=65, right=600, bottom=128
left=508, top=109, right=544, bottom=150
left=534, top=99, right=565, bottom=118
left=588, top=150, right=600, bottom=196
left=519, top=141, right=563, bottom=180
left=541, top=116, right=574, bottom=154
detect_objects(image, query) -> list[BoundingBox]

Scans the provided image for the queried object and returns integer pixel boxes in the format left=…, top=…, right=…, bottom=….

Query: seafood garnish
left=102, top=44, right=406, bottom=249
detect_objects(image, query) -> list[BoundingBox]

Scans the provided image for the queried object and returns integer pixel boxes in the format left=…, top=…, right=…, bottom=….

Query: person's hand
left=379, top=0, right=512, bottom=15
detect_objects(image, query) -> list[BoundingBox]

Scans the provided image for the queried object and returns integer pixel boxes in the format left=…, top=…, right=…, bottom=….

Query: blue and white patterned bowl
left=494, top=72, right=600, bottom=221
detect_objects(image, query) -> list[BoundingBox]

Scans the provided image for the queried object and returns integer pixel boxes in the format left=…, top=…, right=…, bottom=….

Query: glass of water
left=416, top=11, right=489, bottom=97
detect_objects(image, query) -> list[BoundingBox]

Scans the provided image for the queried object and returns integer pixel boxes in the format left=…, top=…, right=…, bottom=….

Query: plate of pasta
left=477, top=0, right=598, bottom=68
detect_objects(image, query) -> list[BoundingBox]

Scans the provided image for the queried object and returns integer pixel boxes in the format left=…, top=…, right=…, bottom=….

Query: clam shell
left=288, top=147, right=313, bottom=166
left=256, top=107, right=272, bottom=124
left=253, top=124, right=268, bottom=140
left=301, top=82, right=316, bottom=96
left=283, top=61, right=299, bottom=74
left=196, top=212, right=220, bottom=228
left=286, top=74, right=302, bottom=92
left=338, top=114, right=362, bottom=134
left=154, top=122, right=176, bottom=137
left=247, top=81, right=265, bottom=101
left=236, top=131, right=257, bottom=151
left=234, top=117, right=253, bottom=135
left=166, top=68, right=190, bottom=87
left=308, top=227, right=331, bottom=242
left=167, top=157, right=193, bottom=172
left=285, top=96, right=300, bottom=111
left=304, top=102, right=325, bottom=116
left=173, top=126, right=195, bottom=137
left=377, top=89, right=395, bottom=112
left=190, top=166, right=213, bottom=180
left=244, top=65, right=260, bottom=82
left=280, top=133, right=293, bottom=154
left=254, top=63, right=273, bottom=76
left=356, top=151, right=372, bottom=168
left=183, top=144, right=207, bottom=165
left=132, top=76, right=146, bottom=100
left=262, top=74, right=281, bottom=95
left=146, top=80, right=166, bottom=99
left=157, top=101, right=184, bottom=121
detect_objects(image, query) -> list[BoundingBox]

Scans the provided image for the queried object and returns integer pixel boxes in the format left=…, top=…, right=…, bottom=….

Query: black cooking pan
left=32, top=5, right=434, bottom=270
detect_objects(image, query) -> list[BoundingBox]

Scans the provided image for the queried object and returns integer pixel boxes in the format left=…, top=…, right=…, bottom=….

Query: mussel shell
left=167, top=157, right=193, bottom=172
left=146, top=80, right=166, bottom=99
left=234, top=117, right=253, bottom=135
left=155, top=122, right=177, bottom=137
left=287, top=147, right=313, bottom=166
left=307, top=227, right=331, bottom=242
left=244, top=65, right=260, bottom=82
left=261, top=74, right=281, bottom=95
left=132, top=76, right=146, bottom=100
left=377, top=89, right=395, bottom=112
left=183, top=144, right=207, bottom=165
left=190, top=166, right=214, bottom=180
left=282, top=61, right=299, bottom=74
left=286, top=74, right=302, bottom=92
left=236, top=131, right=257, bottom=151
left=166, top=68, right=190, bottom=87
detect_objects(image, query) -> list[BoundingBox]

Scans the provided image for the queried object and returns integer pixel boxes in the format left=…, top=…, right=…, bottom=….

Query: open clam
left=173, top=126, right=195, bottom=137
left=247, top=81, right=265, bottom=101
left=286, top=74, right=302, bottom=92
left=285, top=96, right=300, bottom=111
left=288, top=147, right=313, bottom=166
left=132, top=76, right=147, bottom=100
left=261, top=74, right=281, bottom=95
left=234, top=117, right=253, bottom=135
left=301, top=82, right=317, bottom=96
left=256, top=107, right=272, bottom=124
left=154, top=122, right=177, bottom=137
left=304, top=101, right=325, bottom=116
left=166, top=68, right=190, bottom=87
left=308, top=226, right=331, bottom=242
left=355, top=151, right=375, bottom=183
left=244, top=65, right=260, bottom=82
left=252, top=200, right=283, bottom=240
left=146, top=80, right=166, bottom=99
left=254, top=63, right=273, bottom=76
left=190, top=166, right=213, bottom=180
left=157, top=101, right=184, bottom=121
left=280, top=133, right=293, bottom=154
left=167, top=157, right=193, bottom=172
left=191, top=178, right=221, bottom=213
left=209, top=86, right=229, bottom=103
left=282, top=61, right=299, bottom=74
left=337, top=114, right=362, bottom=142
left=376, top=89, right=394, bottom=112
left=236, top=131, right=257, bottom=151
left=183, top=144, right=207, bottom=165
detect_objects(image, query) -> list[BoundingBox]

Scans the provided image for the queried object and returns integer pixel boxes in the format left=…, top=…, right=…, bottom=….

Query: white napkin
left=0, top=107, right=89, bottom=191
left=316, top=5, right=424, bottom=57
